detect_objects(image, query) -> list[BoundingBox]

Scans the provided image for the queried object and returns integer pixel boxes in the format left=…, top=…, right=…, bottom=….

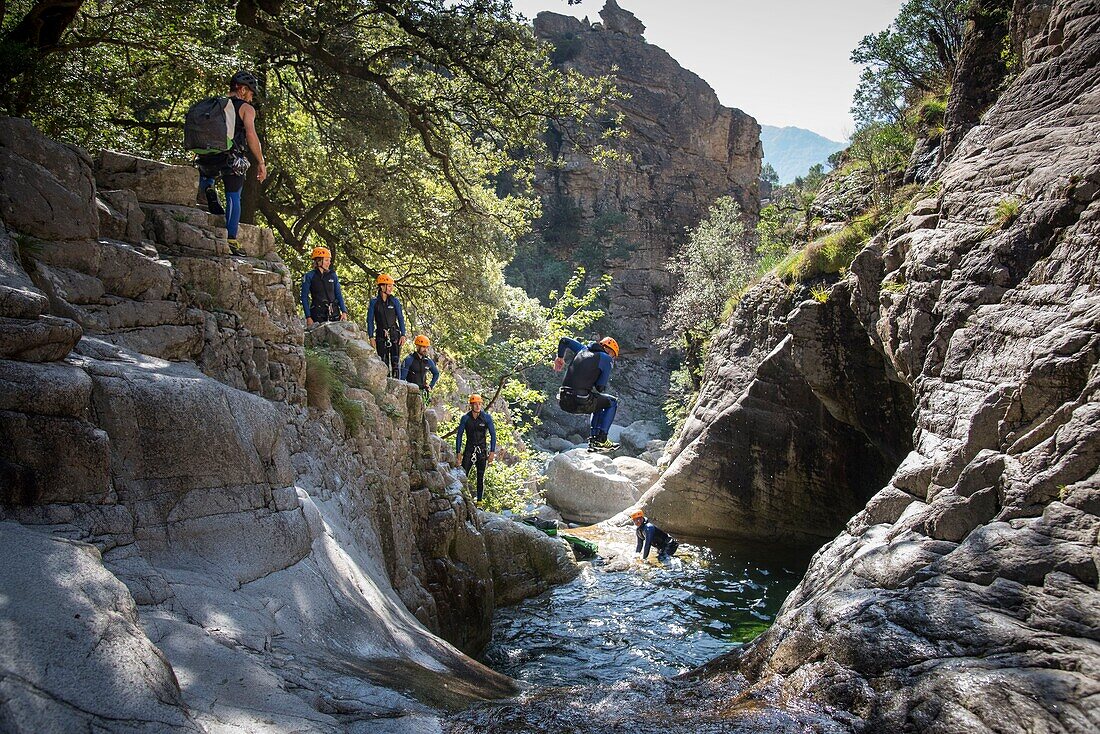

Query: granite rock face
left=479, top=511, right=581, bottom=606
left=0, top=120, right=564, bottom=732
left=656, top=1, right=1100, bottom=730
left=524, top=1, right=761, bottom=424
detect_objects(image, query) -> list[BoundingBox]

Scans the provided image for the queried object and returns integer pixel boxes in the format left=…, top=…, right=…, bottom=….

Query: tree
left=662, top=197, right=752, bottom=342
left=847, top=122, right=913, bottom=207
left=760, top=162, right=780, bottom=187
left=4, top=0, right=622, bottom=347
left=851, top=0, right=966, bottom=127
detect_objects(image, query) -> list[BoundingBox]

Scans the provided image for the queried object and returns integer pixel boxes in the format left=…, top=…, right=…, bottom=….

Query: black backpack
left=184, top=97, right=237, bottom=155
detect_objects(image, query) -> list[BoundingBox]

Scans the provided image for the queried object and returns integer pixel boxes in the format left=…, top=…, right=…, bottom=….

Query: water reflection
left=482, top=538, right=811, bottom=687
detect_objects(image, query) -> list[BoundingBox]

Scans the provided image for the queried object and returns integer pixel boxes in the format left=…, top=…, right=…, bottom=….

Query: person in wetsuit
left=400, top=335, right=439, bottom=395
left=631, top=509, right=679, bottom=562
left=366, top=273, right=406, bottom=378
left=300, top=247, right=348, bottom=325
left=195, top=70, right=268, bottom=254
left=454, top=394, right=497, bottom=503
left=553, top=335, right=620, bottom=451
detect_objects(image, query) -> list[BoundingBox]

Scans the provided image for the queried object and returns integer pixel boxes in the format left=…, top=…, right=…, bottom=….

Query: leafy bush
left=809, top=284, right=830, bottom=303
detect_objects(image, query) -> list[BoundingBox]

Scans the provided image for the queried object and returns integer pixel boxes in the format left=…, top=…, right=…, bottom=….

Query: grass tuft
left=305, top=348, right=365, bottom=435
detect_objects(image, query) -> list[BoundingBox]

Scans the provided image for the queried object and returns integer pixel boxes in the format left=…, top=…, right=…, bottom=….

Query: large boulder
left=618, top=419, right=663, bottom=453
left=612, top=456, right=659, bottom=493
left=0, top=522, right=200, bottom=733
left=0, top=117, right=98, bottom=241
left=544, top=448, right=640, bottom=523
left=96, top=150, right=197, bottom=207
left=479, top=511, right=580, bottom=606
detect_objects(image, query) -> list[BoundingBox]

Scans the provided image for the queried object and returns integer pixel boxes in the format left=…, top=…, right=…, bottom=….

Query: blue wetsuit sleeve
left=333, top=272, right=348, bottom=313
left=635, top=531, right=644, bottom=554
left=301, top=271, right=313, bottom=318
left=557, top=337, right=584, bottom=359
left=366, top=297, right=376, bottom=334
left=394, top=298, right=406, bottom=335
left=399, top=354, right=412, bottom=381
left=486, top=412, right=497, bottom=452
left=642, top=524, right=656, bottom=559
left=456, top=414, right=468, bottom=454
left=596, top=353, right=613, bottom=391
left=428, top=359, right=439, bottom=388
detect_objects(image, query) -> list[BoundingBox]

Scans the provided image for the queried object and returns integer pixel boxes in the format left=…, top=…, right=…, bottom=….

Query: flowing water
left=481, top=534, right=813, bottom=688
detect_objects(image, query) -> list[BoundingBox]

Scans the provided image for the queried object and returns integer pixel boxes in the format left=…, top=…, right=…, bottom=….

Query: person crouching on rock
left=367, top=273, right=406, bottom=379
left=301, top=247, right=348, bottom=326
left=553, top=335, right=620, bottom=452
left=454, top=394, right=496, bottom=503
left=631, top=509, right=679, bottom=562
left=400, top=335, right=439, bottom=398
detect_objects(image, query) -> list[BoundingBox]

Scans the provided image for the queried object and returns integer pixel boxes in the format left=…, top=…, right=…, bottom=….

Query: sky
left=510, top=0, right=905, bottom=142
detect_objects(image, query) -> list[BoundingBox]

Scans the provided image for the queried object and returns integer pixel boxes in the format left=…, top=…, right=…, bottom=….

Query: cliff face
left=525, top=0, right=761, bottom=424
left=0, top=119, right=573, bottom=732
left=647, top=0, right=1100, bottom=729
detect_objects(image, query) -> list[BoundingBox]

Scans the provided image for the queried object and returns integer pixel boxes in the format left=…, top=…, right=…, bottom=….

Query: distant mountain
left=760, top=125, right=847, bottom=184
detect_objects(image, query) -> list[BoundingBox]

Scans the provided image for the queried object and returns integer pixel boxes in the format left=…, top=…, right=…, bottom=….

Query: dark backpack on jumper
left=184, top=97, right=237, bottom=155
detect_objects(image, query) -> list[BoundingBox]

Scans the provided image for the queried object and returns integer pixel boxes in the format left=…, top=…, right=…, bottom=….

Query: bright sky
left=510, top=0, right=905, bottom=142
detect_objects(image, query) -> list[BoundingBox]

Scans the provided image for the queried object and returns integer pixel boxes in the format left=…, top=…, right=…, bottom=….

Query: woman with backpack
left=186, top=71, right=268, bottom=255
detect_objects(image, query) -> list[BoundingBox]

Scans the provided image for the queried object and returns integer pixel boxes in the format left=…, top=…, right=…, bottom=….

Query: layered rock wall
left=0, top=119, right=570, bottom=732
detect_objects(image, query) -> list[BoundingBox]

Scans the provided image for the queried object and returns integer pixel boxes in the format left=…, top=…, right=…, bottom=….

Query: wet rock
left=479, top=511, right=580, bottom=606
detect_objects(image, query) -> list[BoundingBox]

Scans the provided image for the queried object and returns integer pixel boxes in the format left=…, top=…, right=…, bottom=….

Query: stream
left=481, top=536, right=813, bottom=687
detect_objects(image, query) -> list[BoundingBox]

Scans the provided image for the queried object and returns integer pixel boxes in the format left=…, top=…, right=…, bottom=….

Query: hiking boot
left=587, top=435, right=620, bottom=453
left=205, top=187, right=225, bottom=215
left=227, top=238, right=243, bottom=256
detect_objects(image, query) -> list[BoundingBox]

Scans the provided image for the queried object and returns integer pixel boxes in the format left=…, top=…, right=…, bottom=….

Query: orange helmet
left=376, top=273, right=395, bottom=286
left=468, top=394, right=483, bottom=405
left=599, top=336, right=619, bottom=358
left=629, top=509, right=645, bottom=521
left=414, top=335, right=431, bottom=348
left=311, top=247, right=331, bottom=259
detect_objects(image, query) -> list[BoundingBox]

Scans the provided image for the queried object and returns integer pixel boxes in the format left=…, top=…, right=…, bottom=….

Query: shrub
left=775, top=209, right=885, bottom=283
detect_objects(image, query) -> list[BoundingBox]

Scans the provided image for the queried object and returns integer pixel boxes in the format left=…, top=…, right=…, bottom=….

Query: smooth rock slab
left=0, top=522, right=200, bottom=733
left=479, top=511, right=580, bottom=606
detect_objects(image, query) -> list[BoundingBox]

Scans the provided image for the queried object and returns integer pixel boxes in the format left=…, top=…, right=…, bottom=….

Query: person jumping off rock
left=367, top=273, right=405, bottom=379
left=191, top=70, right=267, bottom=256
left=454, top=394, right=496, bottom=503
left=400, top=335, right=439, bottom=398
left=553, top=335, right=620, bottom=452
left=631, top=509, right=679, bottom=562
left=301, top=247, right=348, bottom=326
